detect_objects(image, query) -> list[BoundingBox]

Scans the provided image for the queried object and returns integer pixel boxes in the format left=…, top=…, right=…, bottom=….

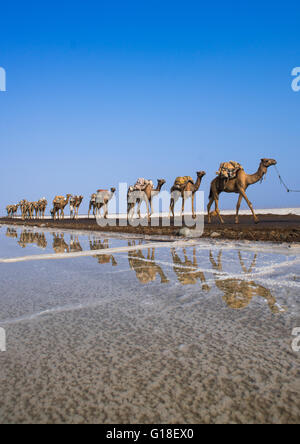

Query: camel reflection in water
left=6, top=228, right=283, bottom=314
left=69, top=235, right=83, bottom=253
left=128, top=240, right=169, bottom=284
left=90, top=238, right=117, bottom=266
left=6, top=228, right=18, bottom=239
left=171, top=247, right=210, bottom=291
left=209, top=250, right=283, bottom=314
left=126, top=244, right=281, bottom=313
left=17, top=229, right=47, bottom=249
left=52, top=233, right=69, bottom=254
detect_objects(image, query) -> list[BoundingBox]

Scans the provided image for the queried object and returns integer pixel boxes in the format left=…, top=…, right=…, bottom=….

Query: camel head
left=157, top=179, right=166, bottom=186
left=110, top=187, right=116, bottom=194
left=261, top=158, right=277, bottom=168
left=196, top=171, right=206, bottom=178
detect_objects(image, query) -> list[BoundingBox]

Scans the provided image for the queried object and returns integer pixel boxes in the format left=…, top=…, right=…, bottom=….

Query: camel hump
left=174, top=176, right=194, bottom=187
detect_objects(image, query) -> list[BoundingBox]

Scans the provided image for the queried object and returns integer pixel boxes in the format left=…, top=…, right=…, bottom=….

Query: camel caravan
left=6, top=198, right=48, bottom=220
left=4, top=158, right=277, bottom=224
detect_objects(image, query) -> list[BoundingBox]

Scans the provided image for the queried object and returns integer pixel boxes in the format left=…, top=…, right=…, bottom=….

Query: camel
left=209, top=250, right=284, bottom=313
left=95, top=188, right=116, bottom=218
left=6, top=206, right=12, bottom=217
left=18, top=200, right=37, bottom=220
left=6, top=204, right=19, bottom=218
left=127, top=241, right=169, bottom=284
left=52, top=194, right=72, bottom=220
left=169, top=171, right=206, bottom=219
left=69, top=196, right=76, bottom=218
left=38, top=198, right=47, bottom=219
left=32, top=202, right=40, bottom=219
left=88, top=194, right=97, bottom=218
left=70, top=195, right=83, bottom=219
left=127, top=179, right=166, bottom=220
left=90, top=239, right=117, bottom=265
left=74, top=195, right=83, bottom=219
left=171, top=247, right=210, bottom=291
left=19, top=200, right=31, bottom=220
left=207, top=158, right=277, bottom=224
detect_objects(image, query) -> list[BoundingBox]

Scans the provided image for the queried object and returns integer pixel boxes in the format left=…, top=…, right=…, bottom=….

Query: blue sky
left=0, top=0, right=300, bottom=214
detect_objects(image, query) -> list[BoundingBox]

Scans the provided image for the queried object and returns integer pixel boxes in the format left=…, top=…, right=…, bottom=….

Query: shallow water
left=0, top=225, right=299, bottom=423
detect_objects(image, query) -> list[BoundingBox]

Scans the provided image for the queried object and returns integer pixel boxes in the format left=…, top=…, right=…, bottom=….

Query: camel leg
left=169, top=198, right=175, bottom=218
left=181, top=198, right=185, bottom=217
left=104, top=203, right=108, bottom=219
left=207, top=196, right=215, bottom=224
left=213, top=196, right=224, bottom=224
left=192, top=193, right=196, bottom=219
left=137, top=200, right=142, bottom=218
left=149, top=198, right=154, bottom=218
left=151, top=249, right=155, bottom=261
left=170, top=190, right=180, bottom=218
left=128, top=203, right=134, bottom=219
left=237, top=188, right=259, bottom=224
left=146, top=198, right=151, bottom=221
left=235, top=194, right=243, bottom=224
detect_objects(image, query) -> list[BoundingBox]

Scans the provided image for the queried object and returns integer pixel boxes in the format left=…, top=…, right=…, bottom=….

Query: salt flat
left=0, top=225, right=299, bottom=423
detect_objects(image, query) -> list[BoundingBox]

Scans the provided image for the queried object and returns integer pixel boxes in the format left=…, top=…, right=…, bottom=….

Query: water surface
left=0, top=225, right=299, bottom=423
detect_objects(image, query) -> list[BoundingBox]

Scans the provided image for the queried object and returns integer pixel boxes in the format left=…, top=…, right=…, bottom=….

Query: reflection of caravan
left=171, top=248, right=210, bottom=290
left=52, top=233, right=69, bottom=254
left=128, top=241, right=168, bottom=284
left=69, top=235, right=82, bottom=253
left=209, top=251, right=284, bottom=313
left=0, top=67, right=6, bottom=92
left=6, top=228, right=18, bottom=239
left=90, top=239, right=117, bottom=265
left=18, top=230, right=47, bottom=249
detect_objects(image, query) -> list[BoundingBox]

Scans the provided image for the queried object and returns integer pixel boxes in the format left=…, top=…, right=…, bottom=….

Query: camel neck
left=247, top=163, right=267, bottom=185
left=194, top=175, right=202, bottom=190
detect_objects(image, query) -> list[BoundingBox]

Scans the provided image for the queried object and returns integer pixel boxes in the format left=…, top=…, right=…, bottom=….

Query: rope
left=275, top=166, right=300, bottom=193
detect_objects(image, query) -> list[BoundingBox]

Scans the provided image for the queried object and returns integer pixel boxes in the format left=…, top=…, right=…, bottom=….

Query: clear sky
left=0, top=0, right=300, bottom=214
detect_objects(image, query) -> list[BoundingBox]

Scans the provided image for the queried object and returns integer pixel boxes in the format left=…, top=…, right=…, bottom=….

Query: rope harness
left=275, top=166, right=300, bottom=193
